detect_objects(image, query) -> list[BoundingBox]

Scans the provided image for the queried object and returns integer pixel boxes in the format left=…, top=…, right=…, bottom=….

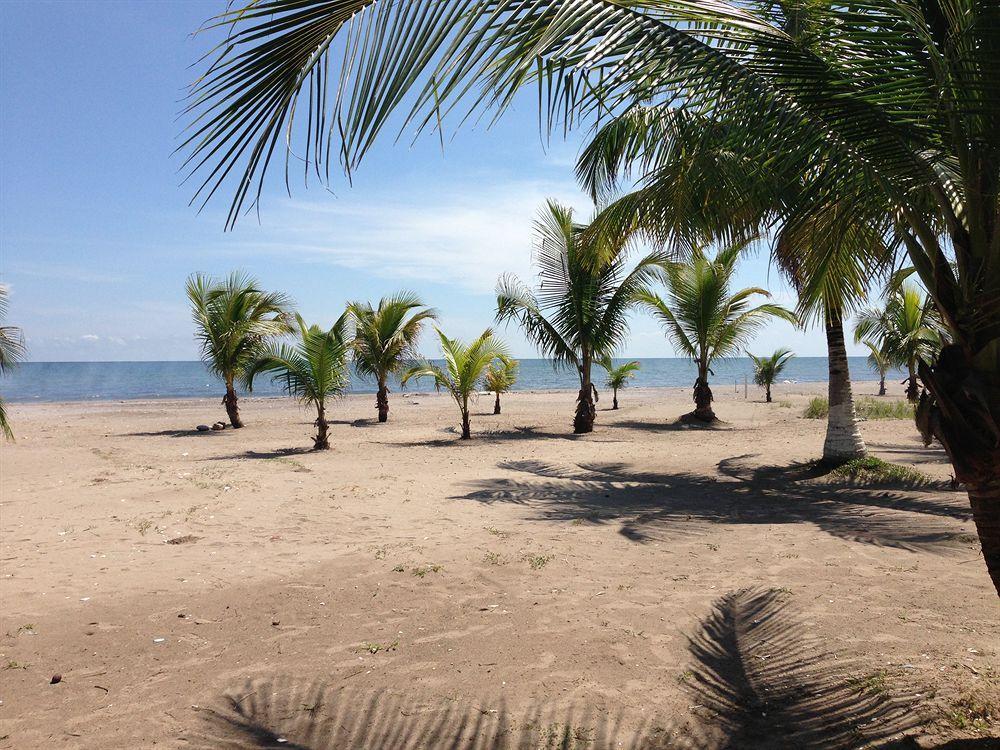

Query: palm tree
left=749, top=349, right=794, bottom=404
left=182, top=3, right=1000, bottom=593
left=243, top=313, right=351, bottom=450
left=0, top=287, right=26, bottom=440
left=861, top=341, right=891, bottom=398
left=598, top=356, right=639, bottom=410
left=348, top=292, right=436, bottom=423
left=402, top=328, right=508, bottom=439
left=855, top=285, right=944, bottom=403
left=639, top=244, right=796, bottom=422
left=496, top=200, right=661, bottom=434
left=186, top=272, right=291, bottom=428
left=484, top=358, right=518, bottom=415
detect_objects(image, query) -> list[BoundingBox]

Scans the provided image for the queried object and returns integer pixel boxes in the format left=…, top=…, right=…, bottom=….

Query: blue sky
left=1, top=1, right=843, bottom=361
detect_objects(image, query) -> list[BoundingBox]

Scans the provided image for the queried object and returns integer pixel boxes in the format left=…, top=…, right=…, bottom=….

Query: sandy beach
left=1, top=383, right=996, bottom=748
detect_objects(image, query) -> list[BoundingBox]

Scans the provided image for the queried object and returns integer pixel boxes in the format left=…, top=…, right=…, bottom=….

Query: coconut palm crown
left=598, top=356, right=640, bottom=410
left=349, top=292, right=437, bottom=423
left=496, top=199, right=662, bottom=434
left=186, top=272, right=292, bottom=428
left=749, top=348, right=794, bottom=404
left=855, top=285, right=945, bottom=403
left=243, top=312, right=351, bottom=450
left=484, top=357, right=518, bottom=415
left=402, top=328, right=509, bottom=439
left=0, top=286, right=26, bottom=440
left=640, top=243, right=797, bottom=422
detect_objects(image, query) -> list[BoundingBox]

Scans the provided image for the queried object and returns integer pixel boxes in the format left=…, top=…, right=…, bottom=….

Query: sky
left=1, top=1, right=853, bottom=362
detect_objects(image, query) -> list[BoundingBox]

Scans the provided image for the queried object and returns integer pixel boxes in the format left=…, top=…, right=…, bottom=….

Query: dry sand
left=1, top=382, right=997, bottom=748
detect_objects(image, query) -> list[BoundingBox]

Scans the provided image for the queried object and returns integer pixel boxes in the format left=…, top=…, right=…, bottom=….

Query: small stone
left=50, top=674, right=62, bottom=684
left=196, top=425, right=211, bottom=432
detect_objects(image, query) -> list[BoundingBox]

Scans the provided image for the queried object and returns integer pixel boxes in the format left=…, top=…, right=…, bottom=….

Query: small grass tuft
left=946, top=691, right=997, bottom=731
left=851, top=669, right=890, bottom=696
left=832, top=457, right=928, bottom=485
left=525, top=554, right=553, bottom=570
left=412, top=564, right=443, bottom=578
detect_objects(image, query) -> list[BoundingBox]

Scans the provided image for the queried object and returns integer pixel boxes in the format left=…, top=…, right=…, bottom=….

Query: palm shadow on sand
left=451, top=455, right=971, bottom=551
left=185, top=587, right=958, bottom=749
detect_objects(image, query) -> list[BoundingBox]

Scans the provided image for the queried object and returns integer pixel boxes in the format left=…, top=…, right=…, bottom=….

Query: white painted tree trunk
left=823, top=312, right=866, bottom=463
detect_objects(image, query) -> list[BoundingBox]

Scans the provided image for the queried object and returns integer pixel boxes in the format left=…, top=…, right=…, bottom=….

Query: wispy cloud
left=215, top=179, right=591, bottom=294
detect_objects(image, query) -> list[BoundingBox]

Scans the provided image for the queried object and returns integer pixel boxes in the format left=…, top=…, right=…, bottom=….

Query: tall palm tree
left=0, top=287, right=26, bottom=440
left=855, top=285, right=945, bottom=403
left=639, top=244, right=796, bottom=422
left=749, top=348, right=794, bottom=404
left=182, top=2, right=1000, bottom=593
left=348, top=292, right=436, bottom=423
left=598, top=356, right=640, bottom=410
left=484, top=357, right=518, bottom=415
left=496, top=200, right=661, bottom=433
left=861, top=341, right=891, bottom=398
left=402, top=328, right=508, bottom=439
left=243, top=312, right=351, bottom=450
left=186, top=272, right=291, bottom=428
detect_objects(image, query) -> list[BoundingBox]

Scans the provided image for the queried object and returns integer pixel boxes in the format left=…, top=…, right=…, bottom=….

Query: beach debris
left=211, top=422, right=227, bottom=431
left=196, top=424, right=211, bottom=432
left=166, top=535, right=200, bottom=545
left=153, top=637, right=166, bottom=644
left=50, top=674, right=62, bottom=684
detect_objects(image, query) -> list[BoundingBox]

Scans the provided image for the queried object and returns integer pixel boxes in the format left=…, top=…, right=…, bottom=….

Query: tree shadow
left=865, top=442, right=953, bottom=465
left=675, top=586, right=922, bottom=749
left=388, top=425, right=629, bottom=448
left=612, top=419, right=733, bottom=433
left=452, top=456, right=972, bottom=551
left=184, top=588, right=930, bottom=749
left=123, top=428, right=222, bottom=438
left=208, top=447, right=315, bottom=461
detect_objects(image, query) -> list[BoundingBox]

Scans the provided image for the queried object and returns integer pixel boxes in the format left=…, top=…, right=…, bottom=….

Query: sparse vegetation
left=804, top=397, right=914, bottom=421
left=411, top=564, right=443, bottom=578
left=832, top=457, right=928, bottom=485
left=525, top=554, right=553, bottom=570
left=946, top=692, right=996, bottom=731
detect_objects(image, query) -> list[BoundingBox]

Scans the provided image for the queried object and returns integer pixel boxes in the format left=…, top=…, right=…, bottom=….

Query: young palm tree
left=598, top=356, right=640, bottom=410
left=483, top=358, right=518, bottom=415
left=243, top=312, right=351, bottom=450
left=184, top=3, right=1000, bottom=593
left=855, top=285, right=944, bottom=403
left=0, top=287, right=26, bottom=440
left=402, top=328, right=508, bottom=439
left=348, top=292, right=436, bottom=423
left=496, top=200, right=661, bottom=434
left=640, top=244, right=797, bottom=422
left=861, top=341, right=891, bottom=397
left=186, top=272, right=291, bottom=428
left=749, top=349, right=794, bottom=404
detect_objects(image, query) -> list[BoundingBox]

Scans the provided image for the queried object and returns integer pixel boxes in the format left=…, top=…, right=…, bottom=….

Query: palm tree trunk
left=878, top=373, right=887, bottom=396
left=461, top=397, right=471, bottom=439
left=765, top=383, right=772, bottom=403
left=917, top=349, right=1000, bottom=596
left=376, top=377, right=390, bottom=422
left=823, top=312, right=866, bottom=464
left=905, top=360, right=919, bottom=402
left=612, top=388, right=619, bottom=410
left=574, top=356, right=596, bottom=433
left=314, top=402, right=330, bottom=450
left=223, top=378, right=243, bottom=428
left=493, top=392, right=501, bottom=415
left=690, top=360, right=716, bottom=422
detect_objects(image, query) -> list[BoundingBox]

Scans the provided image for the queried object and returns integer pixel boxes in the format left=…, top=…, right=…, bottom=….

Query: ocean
left=2, top=358, right=900, bottom=403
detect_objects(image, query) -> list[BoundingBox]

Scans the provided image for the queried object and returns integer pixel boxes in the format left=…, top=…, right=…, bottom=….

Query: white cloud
left=218, top=179, right=591, bottom=294
left=80, top=334, right=100, bottom=341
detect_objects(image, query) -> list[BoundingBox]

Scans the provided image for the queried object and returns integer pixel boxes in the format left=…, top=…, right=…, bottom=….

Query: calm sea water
left=2, top=358, right=899, bottom=403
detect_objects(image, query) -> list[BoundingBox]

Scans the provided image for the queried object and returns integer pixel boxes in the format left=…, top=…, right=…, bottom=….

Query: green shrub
left=803, top=396, right=829, bottom=418
left=803, top=397, right=914, bottom=420
left=831, top=457, right=928, bottom=484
